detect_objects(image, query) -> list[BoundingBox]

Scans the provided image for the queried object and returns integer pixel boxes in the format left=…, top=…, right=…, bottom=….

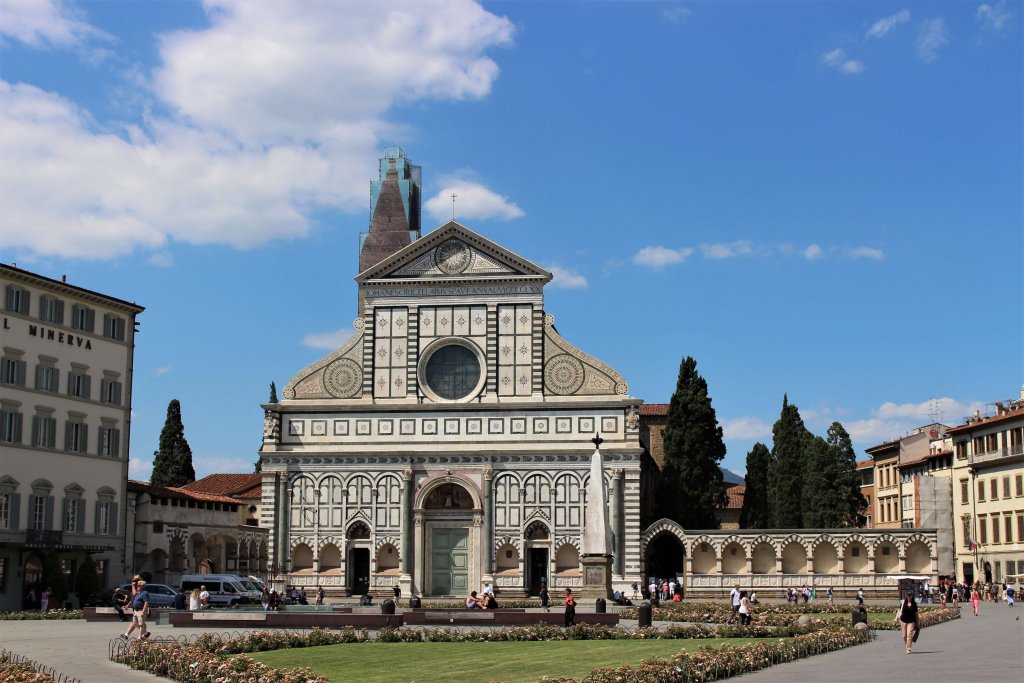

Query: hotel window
left=99, top=423, right=120, bottom=457
left=978, top=480, right=986, bottom=502
left=35, top=361, right=59, bottom=392
left=100, top=376, right=122, bottom=405
left=1016, top=474, right=1023, bottom=497
left=1, top=352, right=27, bottom=386
left=972, top=437, right=984, bottom=455
left=67, top=367, right=91, bottom=399
left=103, top=313, right=125, bottom=341
left=1011, top=427, right=1024, bottom=451
left=990, top=479, right=999, bottom=500
left=1018, top=514, right=1024, bottom=543
left=31, top=412, right=56, bottom=448
left=63, top=497, right=81, bottom=533
left=960, top=480, right=969, bottom=504
left=1004, top=477, right=1011, bottom=499
left=0, top=404, right=23, bottom=444
left=29, top=484, right=53, bottom=530
left=902, top=494, right=913, bottom=511
left=38, top=295, right=64, bottom=324
left=64, top=416, right=88, bottom=454
left=70, top=304, right=95, bottom=332
left=955, top=442, right=967, bottom=459
left=1006, top=516, right=1014, bottom=544
left=0, top=493, right=11, bottom=530
left=4, top=285, right=30, bottom=314
left=985, top=433, right=999, bottom=452
left=979, top=516, right=988, bottom=544
left=95, top=492, right=118, bottom=535
left=992, top=515, right=1001, bottom=543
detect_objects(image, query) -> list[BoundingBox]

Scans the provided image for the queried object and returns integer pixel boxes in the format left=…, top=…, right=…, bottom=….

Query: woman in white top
left=738, top=592, right=751, bottom=626
left=189, top=588, right=201, bottom=611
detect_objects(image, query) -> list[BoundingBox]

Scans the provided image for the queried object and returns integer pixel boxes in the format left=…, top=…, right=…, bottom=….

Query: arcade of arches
left=640, top=519, right=939, bottom=597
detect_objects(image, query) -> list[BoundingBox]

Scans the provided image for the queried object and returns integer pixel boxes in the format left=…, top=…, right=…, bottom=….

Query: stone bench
left=83, top=606, right=165, bottom=622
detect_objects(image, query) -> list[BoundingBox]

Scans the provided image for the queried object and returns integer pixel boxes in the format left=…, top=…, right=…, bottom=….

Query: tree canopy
left=150, top=399, right=196, bottom=488
left=768, top=395, right=809, bottom=528
left=739, top=442, right=771, bottom=529
left=657, top=356, right=726, bottom=529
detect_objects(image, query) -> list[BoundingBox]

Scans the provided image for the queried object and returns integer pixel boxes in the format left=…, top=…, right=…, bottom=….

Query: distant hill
left=722, top=468, right=745, bottom=485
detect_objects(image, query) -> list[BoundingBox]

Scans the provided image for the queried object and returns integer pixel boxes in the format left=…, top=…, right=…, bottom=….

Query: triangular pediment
left=356, top=221, right=552, bottom=284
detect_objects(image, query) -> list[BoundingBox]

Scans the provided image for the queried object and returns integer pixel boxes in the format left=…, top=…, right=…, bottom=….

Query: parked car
left=116, top=582, right=179, bottom=607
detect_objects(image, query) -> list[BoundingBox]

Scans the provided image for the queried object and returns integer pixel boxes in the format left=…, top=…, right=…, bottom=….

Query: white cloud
left=661, top=7, right=691, bottom=24
left=821, top=48, right=865, bottom=75
left=153, top=366, right=172, bottom=377
left=128, top=455, right=153, bottom=480
left=0, top=0, right=105, bottom=47
left=721, top=417, right=773, bottom=441
left=632, top=246, right=694, bottom=269
left=1, top=1, right=515, bottom=260
left=424, top=177, right=524, bottom=223
left=802, top=244, right=824, bottom=260
left=917, top=17, right=949, bottom=63
left=977, top=1, right=1013, bottom=31
left=302, top=327, right=355, bottom=350
left=845, top=397, right=986, bottom=444
left=845, top=246, right=885, bottom=260
left=866, top=9, right=911, bottom=39
left=700, top=240, right=755, bottom=259
left=146, top=251, right=174, bottom=268
left=546, top=264, right=588, bottom=289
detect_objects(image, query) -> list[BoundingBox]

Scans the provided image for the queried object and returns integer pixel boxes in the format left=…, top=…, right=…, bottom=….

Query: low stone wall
left=403, top=608, right=618, bottom=627
left=168, top=610, right=402, bottom=629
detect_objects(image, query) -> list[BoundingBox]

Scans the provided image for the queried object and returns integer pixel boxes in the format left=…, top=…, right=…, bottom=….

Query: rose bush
left=0, top=609, right=83, bottom=621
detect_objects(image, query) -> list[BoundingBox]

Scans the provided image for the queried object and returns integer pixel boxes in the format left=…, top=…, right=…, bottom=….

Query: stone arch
left=843, top=538, right=869, bottom=573
left=555, top=536, right=581, bottom=553
left=751, top=540, right=777, bottom=574
left=494, top=535, right=522, bottom=553
left=901, top=533, right=934, bottom=556
left=346, top=474, right=374, bottom=507
left=554, top=542, right=580, bottom=573
left=873, top=536, right=899, bottom=573
left=905, top=539, right=932, bottom=574
left=374, top=535, right=401, bottom=553
left=871, top=533, right=899, bottom=554
left=749, top=534, right=779, bottom=553
left=812, top=540, right=839, bottom=574
left=690, top=536, right=717, bottom=575
left=525, top=520, right=551, bottom=540
left=841, top=533, right=868, bottom=551
left=639, top=518, right=687, bottom=557
left=291, top=542, right=314, bottom=572
left=781, top=539, right=808, bottom=574
left=375, top=542, right=399, bottom=572
left=167, top=533, right=186, bottom=573
left=318, top=543, right=341, bottom=573
left=721, top=539, right=746, bottom=574
left=495, top=542, right=520, bottom=573
left=415, top=475, right=481, bottom=510
left=521, top=472, right=553, bottom=505
left=347, top=520, right=371, bottom=539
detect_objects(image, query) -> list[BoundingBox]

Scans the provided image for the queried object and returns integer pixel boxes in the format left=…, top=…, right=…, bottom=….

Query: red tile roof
left=128, top=480, right=241, bottom=505
left=181, top=473, right=262, bottom=497
left=639, top=403, right=669, bottom=416
left=723, top=484, right=745, bottom=509
left=946, top=406, right=1024, bottom=434
left=856, top=458, right=874, bottom=469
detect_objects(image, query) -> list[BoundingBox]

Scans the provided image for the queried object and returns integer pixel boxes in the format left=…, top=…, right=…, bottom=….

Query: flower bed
left=114, top=641, right=328, bottom=683
left=0, top=609, right=83, bottom=621
left=0, top=649, right=77, bottom=683
left=619, top=601, right=955, bottom=625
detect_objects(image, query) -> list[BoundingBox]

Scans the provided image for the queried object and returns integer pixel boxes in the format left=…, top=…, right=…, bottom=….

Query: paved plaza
left=0, top=604, right=1021, bottom=682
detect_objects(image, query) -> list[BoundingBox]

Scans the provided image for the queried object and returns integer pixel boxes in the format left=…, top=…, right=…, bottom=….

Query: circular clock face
left=424, top=344, right=481, bottom=400
left=434, top=239, right=472, bottom=274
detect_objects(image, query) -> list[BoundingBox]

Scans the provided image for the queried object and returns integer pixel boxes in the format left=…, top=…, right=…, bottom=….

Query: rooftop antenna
left=927, top=398, right=944, bottom=425
left=451, top=192, right=457, bottom=221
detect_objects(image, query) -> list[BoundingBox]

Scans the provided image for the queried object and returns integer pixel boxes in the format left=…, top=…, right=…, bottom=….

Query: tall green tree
left=74, top=554, right=99, bottom=602
left=801, top=435, right=837, bottom=528
left=41, top=551, right=68, bottom=606
left=826, top=422, right=868, bottom=527
left=150, top=399, right=195, bottom=488
left=657, top=356, right=726, bottom=528
left=768, top=395, right=810, bottom=528
left=739, top=442, right=771, bottom=528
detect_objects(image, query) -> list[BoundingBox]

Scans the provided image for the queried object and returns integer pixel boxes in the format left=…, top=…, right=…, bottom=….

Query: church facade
left=259, top=149, right=643, bottom=597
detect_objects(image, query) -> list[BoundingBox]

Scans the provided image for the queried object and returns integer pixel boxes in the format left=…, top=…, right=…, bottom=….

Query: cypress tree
left=41, top=551, right=68, bottom=606
left=801, top=435, right=836, bottom=528
left=657, top=356, right=726, bottom=528
left=74, top=554, right=99, bottom=602
left=739, top=442, right=771, bottom=528
left=826, top=422, right=867, bottom=527
left=150, top=399, right=196, bottom=488
left=768, top=395, right=810, bottom=528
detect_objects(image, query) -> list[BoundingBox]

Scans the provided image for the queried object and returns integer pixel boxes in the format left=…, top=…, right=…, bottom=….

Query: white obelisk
left=581, top=435, right=613, bottom=598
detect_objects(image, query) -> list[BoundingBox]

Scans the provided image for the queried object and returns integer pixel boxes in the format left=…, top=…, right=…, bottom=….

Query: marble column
left=276, top=474, right=289, bottom=583
left=610, top=469, right=624, bottom=577
left=401, top=469, right=413, bottom=575
left=482, top=469, right=494, bottom=584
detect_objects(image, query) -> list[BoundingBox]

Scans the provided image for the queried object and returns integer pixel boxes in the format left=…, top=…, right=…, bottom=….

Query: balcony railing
left=970, top=442, right=1024, bottom=467
left=25, top=529, right=63, bottom=546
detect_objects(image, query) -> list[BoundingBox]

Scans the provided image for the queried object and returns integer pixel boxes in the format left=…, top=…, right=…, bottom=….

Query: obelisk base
left=579, top=554, right=613, bottom=600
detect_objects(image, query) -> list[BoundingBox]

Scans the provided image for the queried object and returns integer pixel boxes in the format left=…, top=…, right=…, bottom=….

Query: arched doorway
left=346, top=521, right=371, bottom=595
left=524, top=520, right=550, bottom=596
left=23, top=553, right=44, bottom=609
left=420, top=481, right=477, bottom=596
left=646, top=533, right=685, bottom=583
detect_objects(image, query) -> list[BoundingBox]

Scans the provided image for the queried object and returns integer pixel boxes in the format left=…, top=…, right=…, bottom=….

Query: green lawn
left=250, top=639, right=753, bottom=683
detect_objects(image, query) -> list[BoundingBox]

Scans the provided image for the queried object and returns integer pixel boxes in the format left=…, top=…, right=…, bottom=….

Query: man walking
left=729, top=583, right=742, bottom=624
left=121, top=580, right=151, bottom=641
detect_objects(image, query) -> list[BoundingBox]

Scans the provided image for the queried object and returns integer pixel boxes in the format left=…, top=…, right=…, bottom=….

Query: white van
left=179, top=574, right=259, bottom=607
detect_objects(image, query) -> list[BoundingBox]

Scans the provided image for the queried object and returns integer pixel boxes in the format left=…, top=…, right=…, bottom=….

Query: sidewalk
left=0, top=604, right=1020, bottom=682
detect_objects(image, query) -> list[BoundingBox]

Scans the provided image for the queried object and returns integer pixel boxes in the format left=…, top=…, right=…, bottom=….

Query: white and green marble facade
left=259, top=222, right=644, bottom=597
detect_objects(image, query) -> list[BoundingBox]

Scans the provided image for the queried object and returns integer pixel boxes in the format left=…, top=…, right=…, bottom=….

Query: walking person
left=539, top=583, right=550, bottom=611
left=728, top=583, right=741, bottom=624
left=738, top=591, right=751, bottom=626
left=894, top=594, right=919, bottom=654
left=121, top=580, right=151, bottom=641
left=563, top=588, right=576, bottom=627
left=971, top=585, right=981, bottom=616
left=1006, top=584, right=1015, bottom=608
left=631, top=581, right=638, bottom=599
left=40, top=586, right=52, bottom=612
left=393, top=583, right=401, bottom=602
left=827, top=586, right=834, bottom=605
left=315, top=585, right=324, bottom=606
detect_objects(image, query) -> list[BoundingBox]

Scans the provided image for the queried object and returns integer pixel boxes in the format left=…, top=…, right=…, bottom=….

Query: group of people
left=786, top=586, right=816, bottom=604
left=728, top=583, right=754, bottom=625
left=24, top=585, right=54, bottom=611
left=646, top=578, right=682, bottom=601
left=259, top=585, right=325, bottom=610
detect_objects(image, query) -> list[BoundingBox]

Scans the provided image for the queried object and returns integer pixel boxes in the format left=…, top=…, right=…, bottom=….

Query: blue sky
left=1, top=0, right=1021, bottom=479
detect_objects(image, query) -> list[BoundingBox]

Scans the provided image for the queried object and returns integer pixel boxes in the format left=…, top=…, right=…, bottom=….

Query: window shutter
left=54, top=300, right=64, bottom=325
left=16, top=360, right=26, bottom=386
left=0, top=410, right=7, bottom=441
left=44, top=495, right=54, bottom=530
left=10, top=493, right=20, bottom=529
left=4, top=285, right=13, bottom=311
left=32, top=415, right=41, bottom=445
left=114, top=382, right=122, bottom=405
left=21, top=291, right=30, bottom=315
left=113, top=428, right=121, bottom=457
left=51, top=368, right=60, bottom=392
left=85, top=308, right=95, bottom=332
left=38, top=296, right=49, bottom=321
left=13, top=413, right=22, bottom=443
left=35, top=365, right=45, bottom=389
left=62, top=499, right=69, bottom=531
left=94, top=501, right=100, bottom=534
left=81, top=423, right=88, bottom=453
left=82, top=375, right=91, bottom=400
left=109, top=503, right=118, bottom=535
left=27, top=494, right=36, bottom=528
left=76, top=500, right=84, bottom=532
left=64, top=421, right=73, bottom=451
